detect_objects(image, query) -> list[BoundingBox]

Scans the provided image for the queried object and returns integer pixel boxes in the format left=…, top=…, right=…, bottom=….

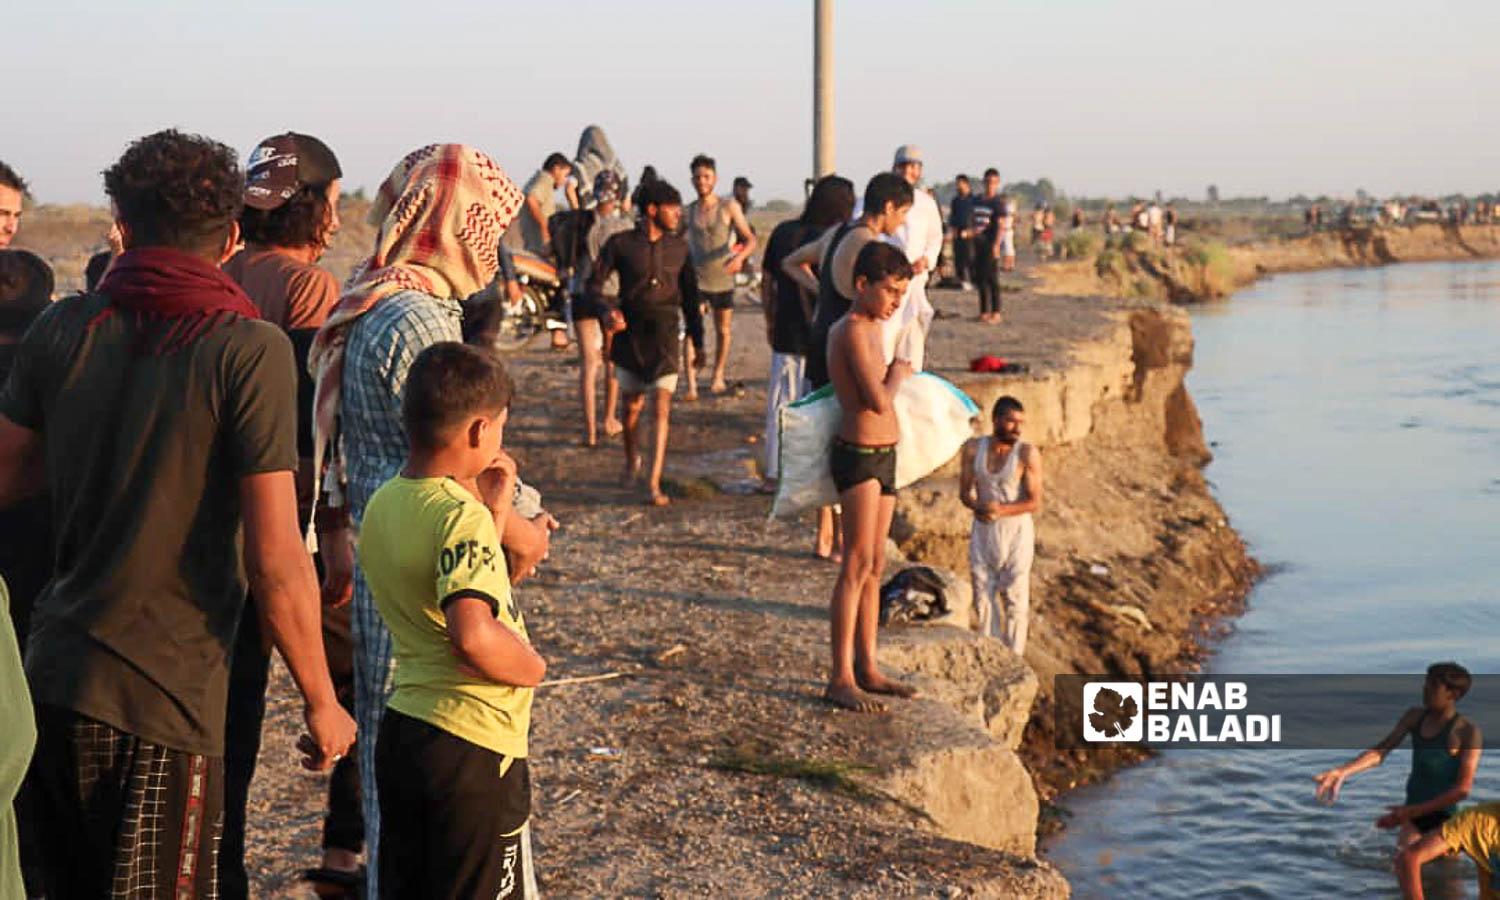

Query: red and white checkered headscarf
left=307, top=145, right=522, bottom=532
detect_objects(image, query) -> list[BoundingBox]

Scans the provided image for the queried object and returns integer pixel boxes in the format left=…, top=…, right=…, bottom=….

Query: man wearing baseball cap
left=221, top=131, right=359, bottom=900
left=732, top=175, right=754, bottom=213
left=886, top=145, right=940, bottom=369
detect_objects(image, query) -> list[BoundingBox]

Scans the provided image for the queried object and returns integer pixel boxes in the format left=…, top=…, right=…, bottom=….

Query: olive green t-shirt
left=0, top=581, right=35, bottom=899
left=0, top=292, right=298, bottom=755
left=360, top=476, right=532, bottom=758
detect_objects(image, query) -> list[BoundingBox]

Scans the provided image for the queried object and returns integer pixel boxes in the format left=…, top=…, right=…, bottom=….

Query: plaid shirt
left=340, top=290, right=463, bottom=523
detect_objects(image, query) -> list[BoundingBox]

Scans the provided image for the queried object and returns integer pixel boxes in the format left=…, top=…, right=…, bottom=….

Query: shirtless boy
left=1313, top=662, right=1481, bottom=852
left=823, top=241, right=916, bottom=713
left=782, top=173, right=912, bottom=562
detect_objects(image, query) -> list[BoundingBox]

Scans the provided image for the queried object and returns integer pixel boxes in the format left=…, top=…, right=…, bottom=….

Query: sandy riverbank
left=216, top=266, right=1257, bottom=896
left=13, top=201, right=1272, bottom=897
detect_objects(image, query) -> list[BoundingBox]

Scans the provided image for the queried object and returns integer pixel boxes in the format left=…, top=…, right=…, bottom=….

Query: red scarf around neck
left=93, top=247, right=261, bottom=353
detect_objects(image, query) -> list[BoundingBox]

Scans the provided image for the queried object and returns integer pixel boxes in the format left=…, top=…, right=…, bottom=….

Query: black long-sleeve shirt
left=587, top=225, right=703, bottom=380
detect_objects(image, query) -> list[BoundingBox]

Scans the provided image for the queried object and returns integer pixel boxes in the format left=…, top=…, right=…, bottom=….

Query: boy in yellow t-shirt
left=1398, top=802, right=1500, bottom=899
left=359, top=342, right=546, bottom=899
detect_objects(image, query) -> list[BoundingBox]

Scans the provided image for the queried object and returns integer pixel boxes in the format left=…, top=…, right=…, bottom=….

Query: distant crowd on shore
left=1304, top=195, right=1499, bottom=230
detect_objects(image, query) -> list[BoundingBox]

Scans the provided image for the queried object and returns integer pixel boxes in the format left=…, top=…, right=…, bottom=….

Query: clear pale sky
left=9, top=0, right=1499, bottom=205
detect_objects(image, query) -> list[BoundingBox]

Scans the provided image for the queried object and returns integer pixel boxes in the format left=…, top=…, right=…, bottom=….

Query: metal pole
left=814, top=0, right=834, bottom=178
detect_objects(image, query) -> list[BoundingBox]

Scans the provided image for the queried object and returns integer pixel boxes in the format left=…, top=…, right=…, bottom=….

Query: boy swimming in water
left=1313, top=662, right=1482, bottom=850
left=822, top=241, right=915, bottom=713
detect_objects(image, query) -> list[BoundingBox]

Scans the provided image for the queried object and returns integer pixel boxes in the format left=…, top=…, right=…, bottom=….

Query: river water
left=1046, top=260, right=1500, bottom=898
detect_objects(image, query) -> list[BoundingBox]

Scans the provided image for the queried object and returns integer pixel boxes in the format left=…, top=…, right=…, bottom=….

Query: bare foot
left=858, top=671, right=918, bottom=699
left=682, top=390, right=699, bottom=403
left=709, top=378, right=728, bottom=394
left=583, top=433, right=597, bottom=448
left=824, top=682, right=885, bottom=713
left=647, top=490, right=671, bottom=507
left=621, top=454, right=643, bottom=486
left=603, top=418, right=623, bottom=436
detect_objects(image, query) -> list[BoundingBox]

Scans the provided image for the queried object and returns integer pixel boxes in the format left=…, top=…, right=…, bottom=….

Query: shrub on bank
left=1062, top=230, right=1102, bottom=260
left=1095, top=248, right=1127, bottom=280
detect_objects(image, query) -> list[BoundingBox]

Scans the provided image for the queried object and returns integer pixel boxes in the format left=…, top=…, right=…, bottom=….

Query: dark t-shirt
left=0, top=293, right=298, bottom=755
left=0, top=347, right=50, bottom=649
left=762, top=220, right=823, bottom=356
left=587, top=227, right=701, bottom=380
left=971, top=195, right=1009, bottom=243
left=949, top=194, right=976, bottom=232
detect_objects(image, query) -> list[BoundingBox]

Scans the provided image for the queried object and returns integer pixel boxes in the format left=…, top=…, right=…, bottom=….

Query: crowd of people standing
left=0, top=132, right=1049, bottom=897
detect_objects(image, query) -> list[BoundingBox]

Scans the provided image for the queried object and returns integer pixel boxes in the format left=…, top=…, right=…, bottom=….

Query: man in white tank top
left=959, top=395, right=1043, bottom=655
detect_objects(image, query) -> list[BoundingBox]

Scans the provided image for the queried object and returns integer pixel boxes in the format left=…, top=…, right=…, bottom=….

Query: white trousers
left=970, top=514, right=1035, bottom=655
left=764, top=352, right=807, bottom=479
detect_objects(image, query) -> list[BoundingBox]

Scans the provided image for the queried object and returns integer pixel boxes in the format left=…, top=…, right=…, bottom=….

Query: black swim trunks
left=830, top=438, right=896, bottom=496
left=699, top=289, right=735, bottom=311
left=1412, top=809, right=1453, bottom=835
left=571, top=293, right=610, bottom=322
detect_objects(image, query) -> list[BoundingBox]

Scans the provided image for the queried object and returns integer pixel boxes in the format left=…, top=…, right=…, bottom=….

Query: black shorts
left=572, top=293, right=610, bottom=322
left=1412, top=809, right=1453, bottom=835
left=699, top=289, right=735, bottom=311
left=377, top=709, right=534, bottom=899
left=830, top=438, right=896, bottom=496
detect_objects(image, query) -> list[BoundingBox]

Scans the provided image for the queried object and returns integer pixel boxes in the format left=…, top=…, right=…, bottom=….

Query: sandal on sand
left=301, top=866, right=365, bottom=899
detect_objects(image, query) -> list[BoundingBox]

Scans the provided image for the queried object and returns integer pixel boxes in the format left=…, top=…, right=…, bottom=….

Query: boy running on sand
left=823, top=241, right=916, bottom=712
left=360, top=343, right=546, bottom=898
left=1313, top=662, right=1481, bottom=851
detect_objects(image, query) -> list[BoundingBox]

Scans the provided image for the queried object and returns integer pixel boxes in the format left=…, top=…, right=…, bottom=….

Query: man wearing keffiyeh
left=309, top=144, right=552, bottom=898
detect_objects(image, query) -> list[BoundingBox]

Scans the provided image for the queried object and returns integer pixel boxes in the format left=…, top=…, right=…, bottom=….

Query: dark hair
left=983, top=168, right=1000, bottom=180
left=1428, top=662, right=1472, bottom=699
left=993, top=395, right=1024, bottom=417
left=801, top=175, right=856, bottom=228
left=85, top=251, right=112, bottom=291
left=862, top=172, right=914, bottom=217
left=639, top=165, right=659, bottom=186
left=852, top=241, right=913, bottom=286
left=0, top=162, right=25, bottom=196
left=103, top=130, right=241, bottom=256
left=639, top=179, right=683, bottom=209
left=955, top=174, right=970, bottom=184
left=0, top=250, right=52, bottom=337
left=402, top=342, right=515, bottom=451
left=689, top=154, right=716, bottom=173
left=239, top=182, right=334, bottom=249
left=543, top=152, right=570, bottom=171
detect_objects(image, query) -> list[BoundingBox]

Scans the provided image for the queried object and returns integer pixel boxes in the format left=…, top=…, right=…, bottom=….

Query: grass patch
left=710, top=745, right=935, bottom=823
left=1181, top=239, right=1238, bottom=296
left=1095, top=248, right=1127, bottom=280
left=1061, top=229, right=1102, bottom=260
left=712, top=747, right=876, bottom=796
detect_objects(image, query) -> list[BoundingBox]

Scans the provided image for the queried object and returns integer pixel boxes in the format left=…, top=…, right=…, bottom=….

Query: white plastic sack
left=771, top=372, right=979, bottom=518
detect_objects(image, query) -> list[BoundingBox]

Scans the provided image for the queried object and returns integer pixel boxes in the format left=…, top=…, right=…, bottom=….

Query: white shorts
left=616, top=366, right=679, bottom=395
left=1001, top=231, right=1016, bottom=258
